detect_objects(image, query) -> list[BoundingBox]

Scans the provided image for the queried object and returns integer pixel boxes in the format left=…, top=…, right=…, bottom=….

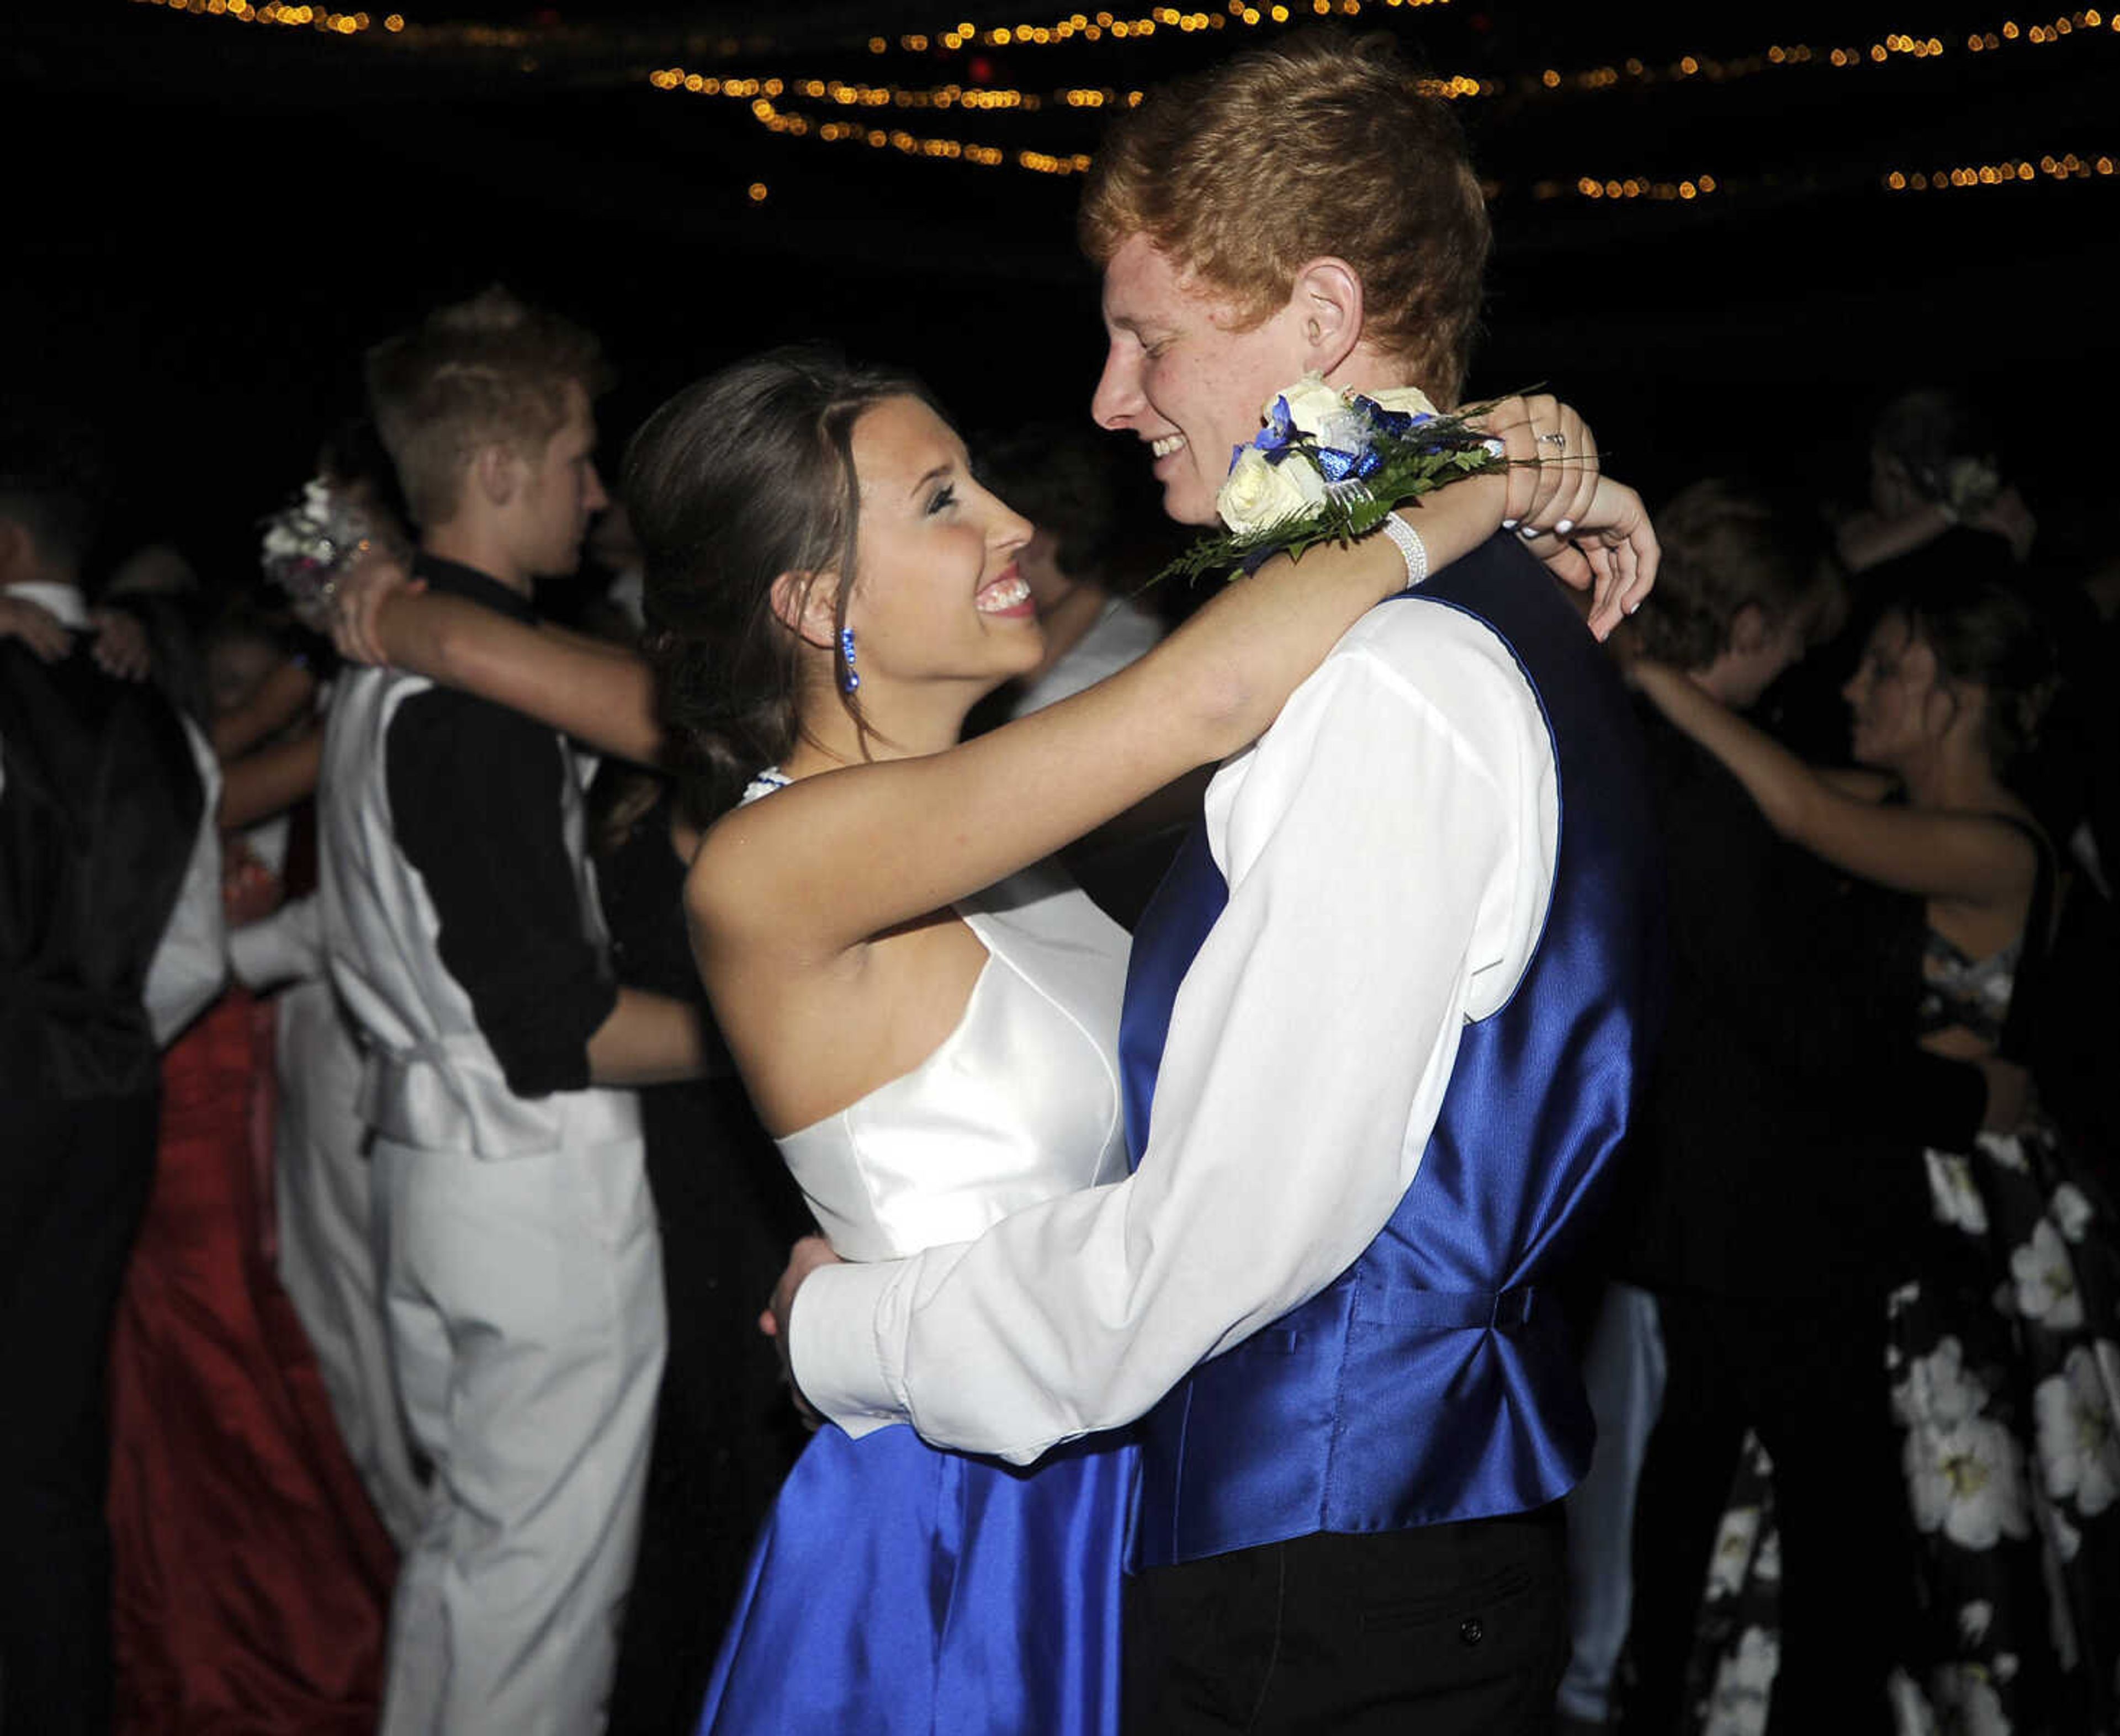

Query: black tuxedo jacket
left=0, top=634, right=203, bottom=1100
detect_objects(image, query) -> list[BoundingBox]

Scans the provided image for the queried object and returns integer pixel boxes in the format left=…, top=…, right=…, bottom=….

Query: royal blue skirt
left=698, top=1422, right=1136, bottom=1734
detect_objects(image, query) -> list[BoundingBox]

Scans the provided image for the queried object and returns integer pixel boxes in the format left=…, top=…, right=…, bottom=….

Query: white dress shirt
left=792, top=598, right=1560, bottom=1464
left=1, top=580, right=225, bottom=1045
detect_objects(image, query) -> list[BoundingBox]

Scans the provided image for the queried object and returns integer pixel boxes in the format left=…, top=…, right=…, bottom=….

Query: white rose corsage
left=1156, top=372, right=1507, bottom=585
left=259, top=477, right=377, bottom=631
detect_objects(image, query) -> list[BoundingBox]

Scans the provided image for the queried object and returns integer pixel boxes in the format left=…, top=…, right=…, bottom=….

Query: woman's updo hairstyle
left=1889, top=569, right=2063, bottom=777
left=624, top=345, right=936, bottom=822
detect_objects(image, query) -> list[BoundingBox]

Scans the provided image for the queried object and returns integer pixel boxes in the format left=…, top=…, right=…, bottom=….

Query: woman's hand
left=0, top=593, right=70, bottom=662
left=761, top=1234, right=844, bottom=1430
left=330, top=546, right=425, bottom=666
left=1466, top=395, right=1658, bottom=640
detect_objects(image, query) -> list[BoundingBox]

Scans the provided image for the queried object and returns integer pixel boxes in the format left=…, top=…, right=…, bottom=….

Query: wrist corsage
left=259, top=477, right=377, bottom=631
left=1156, top=373, right=1506, bottom=586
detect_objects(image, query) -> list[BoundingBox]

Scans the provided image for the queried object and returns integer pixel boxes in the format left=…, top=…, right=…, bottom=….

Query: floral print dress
left=1879, top=924, right=2120, bottom=1733
left=1686, top=919, right=2120, bottom=1736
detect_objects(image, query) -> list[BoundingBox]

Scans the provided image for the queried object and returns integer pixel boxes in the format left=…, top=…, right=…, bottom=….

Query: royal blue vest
left=1118, top=534, right=1661, bottom=1568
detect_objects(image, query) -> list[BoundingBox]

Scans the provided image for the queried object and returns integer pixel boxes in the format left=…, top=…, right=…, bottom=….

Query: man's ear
left=769, top=570, right=842, bottom=650
left=1290, top=257, right=1364, bottom=377
left=470, top=443, right=521, bottom=509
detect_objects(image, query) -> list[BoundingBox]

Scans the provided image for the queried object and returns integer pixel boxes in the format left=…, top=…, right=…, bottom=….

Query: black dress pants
left=0, top=1091, right=158, bottom=1736
left=1125, top=1508, right=1568, bottom=1734
left=1624, top=1289, right=1910, bottom=1736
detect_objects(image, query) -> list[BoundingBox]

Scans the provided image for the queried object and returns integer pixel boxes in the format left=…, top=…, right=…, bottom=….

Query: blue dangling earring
left=838, top=627, right=860, bottom=694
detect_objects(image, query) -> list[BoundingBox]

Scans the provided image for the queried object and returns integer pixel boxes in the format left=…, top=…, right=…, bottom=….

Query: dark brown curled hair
left=623, top=346, right=936, bottom=825
left=1886, top=571, right=2064, bottom=779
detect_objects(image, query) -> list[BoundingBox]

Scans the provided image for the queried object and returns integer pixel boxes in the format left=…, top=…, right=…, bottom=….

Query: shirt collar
left=411, top=552, right=540, bottom=625
left=4, top=580, right=90, bottom=630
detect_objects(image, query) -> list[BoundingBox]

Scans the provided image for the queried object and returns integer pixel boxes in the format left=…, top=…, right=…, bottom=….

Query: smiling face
left=1843, top=609, right=1949, bottom=770
left=1090, top=233, right=1313, bottom=527
left=840, top=395, right=1040, bottom=694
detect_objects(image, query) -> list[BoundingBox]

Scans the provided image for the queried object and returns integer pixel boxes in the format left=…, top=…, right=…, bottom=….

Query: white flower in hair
left=257, top=475, right=379, bottom=631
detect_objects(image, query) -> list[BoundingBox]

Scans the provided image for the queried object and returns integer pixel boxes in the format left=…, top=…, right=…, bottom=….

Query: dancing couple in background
left=1629, top=540, right=2120, bottom=1731
left=333, top=31, right=1662, bottom=1733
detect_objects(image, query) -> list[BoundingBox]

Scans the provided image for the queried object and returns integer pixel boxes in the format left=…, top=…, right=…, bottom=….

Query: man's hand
left=88, top=606, right=153, bottom=682
left=760, top=1233, right=845, bottom=1428
left=0, top=594, right=71, bottom=662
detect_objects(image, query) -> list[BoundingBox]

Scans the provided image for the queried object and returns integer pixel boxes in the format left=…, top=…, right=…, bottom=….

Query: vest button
left=1459, top=1617, right=1483, bottom=1645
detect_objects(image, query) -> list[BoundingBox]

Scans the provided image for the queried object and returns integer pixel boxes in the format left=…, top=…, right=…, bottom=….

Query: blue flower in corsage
left=1159, top=371, right=1504, bottom=585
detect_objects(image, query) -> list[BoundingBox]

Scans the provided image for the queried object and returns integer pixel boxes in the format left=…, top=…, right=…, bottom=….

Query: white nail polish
left=1555, top=518, right=1575, bottom=536
left=1501, top=518, right=1518, bottom=530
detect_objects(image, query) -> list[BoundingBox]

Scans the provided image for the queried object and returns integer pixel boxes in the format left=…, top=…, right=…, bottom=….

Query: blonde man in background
left=322, top=288, right=704, bottom=1734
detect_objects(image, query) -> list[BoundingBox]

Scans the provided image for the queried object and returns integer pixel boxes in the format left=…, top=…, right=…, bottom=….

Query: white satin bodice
left=775, top=864, right=1131, bottom=1263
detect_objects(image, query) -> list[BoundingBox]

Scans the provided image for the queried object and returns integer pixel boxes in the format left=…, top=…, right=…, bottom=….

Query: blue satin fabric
left=1117, top=535, right=1662, bottom=1569
left=698, top=1424, right=1136, bottom=1734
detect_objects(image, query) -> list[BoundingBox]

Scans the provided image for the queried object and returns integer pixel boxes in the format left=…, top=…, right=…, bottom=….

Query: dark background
left=8, top=0, right=2117, bottom=582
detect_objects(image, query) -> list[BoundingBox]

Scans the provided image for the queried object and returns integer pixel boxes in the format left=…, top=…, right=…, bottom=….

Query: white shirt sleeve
left=144, top=716, right=227, bottom=1047
left=791, top=603, right=1557, bottom=1461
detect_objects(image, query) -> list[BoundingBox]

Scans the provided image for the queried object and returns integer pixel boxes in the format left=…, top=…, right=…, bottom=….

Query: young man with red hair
left=780, top=33, right=1663, bottom=1733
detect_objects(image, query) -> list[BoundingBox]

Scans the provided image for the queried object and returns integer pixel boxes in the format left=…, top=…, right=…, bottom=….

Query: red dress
left=105, top=834, right=396, bottom=1733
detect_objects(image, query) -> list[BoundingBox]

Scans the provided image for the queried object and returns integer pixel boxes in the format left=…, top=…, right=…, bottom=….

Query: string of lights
left=644, top=2, right=2120, bottom=168
left=1499, top=6, right=2116, bottom=102
left=851, top=0, right=2119, bottom=104
left=646, top=59, right=2115, bottom=210
left=868, top=0, right=1443, bottom=57
left=1883, top=150, right=2116, bottom=189
left=112, top=0, right=2120, bottom=211
left=125, top=0, right=2117, bottom=107
left=125, top=0, right=404, bottom=31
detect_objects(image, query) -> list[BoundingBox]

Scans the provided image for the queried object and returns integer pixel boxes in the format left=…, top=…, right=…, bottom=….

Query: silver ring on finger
left=1539, top=431, right=1568, bottom=448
